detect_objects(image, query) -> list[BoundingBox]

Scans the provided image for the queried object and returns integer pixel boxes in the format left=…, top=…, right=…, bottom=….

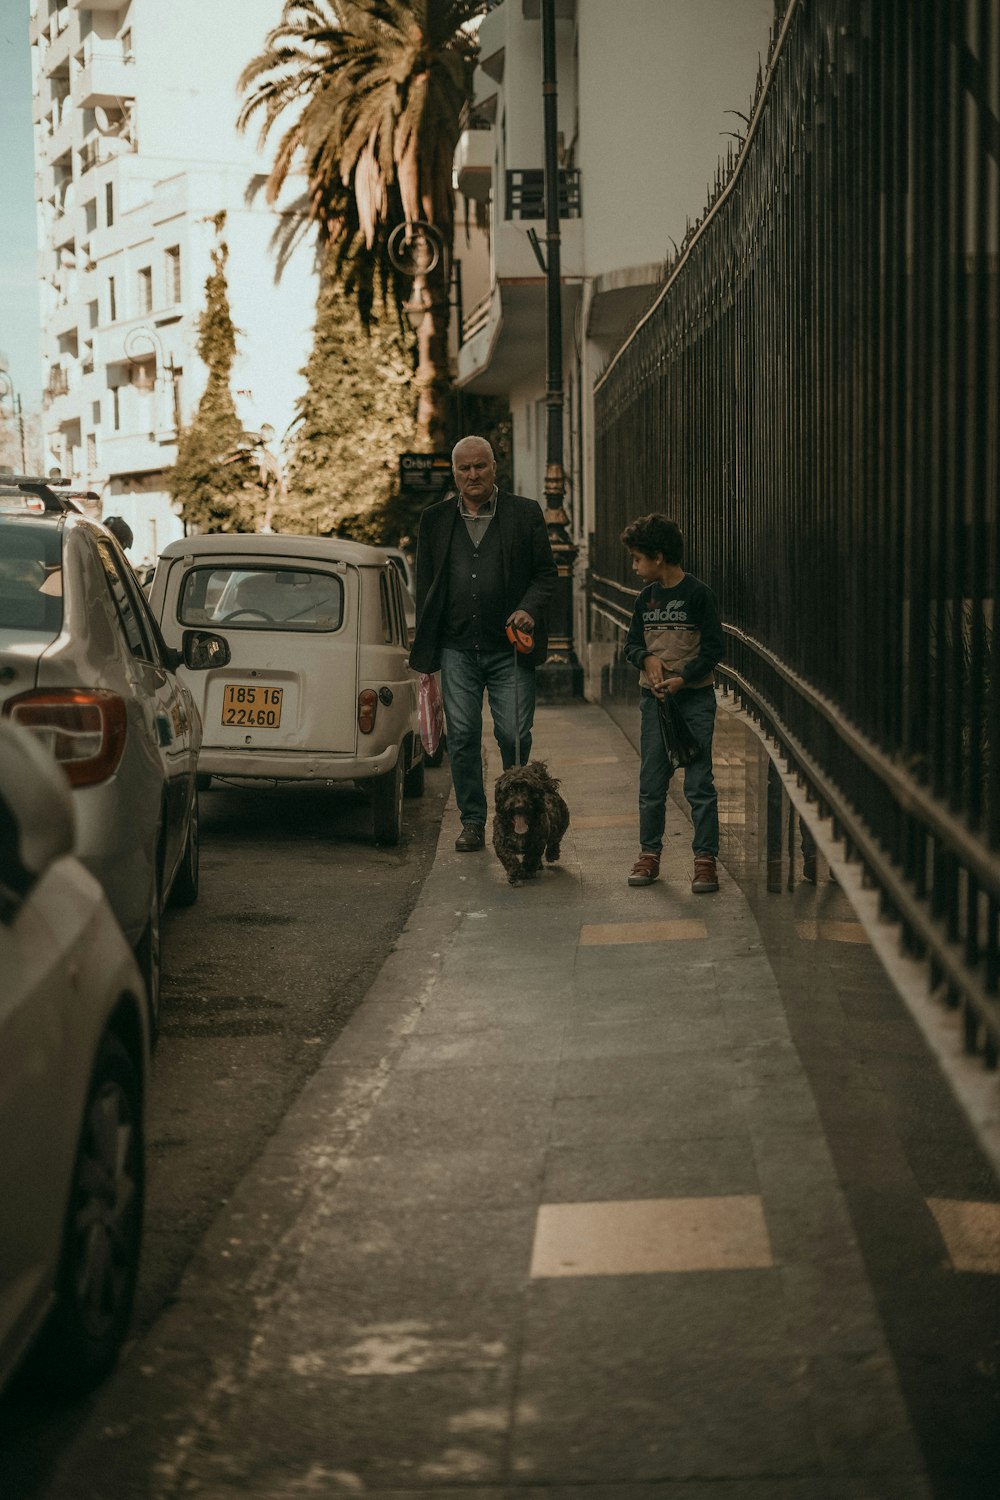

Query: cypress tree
left=169, top=214, right=261, bottom=532
left=276, top=254, right=417, bottom=542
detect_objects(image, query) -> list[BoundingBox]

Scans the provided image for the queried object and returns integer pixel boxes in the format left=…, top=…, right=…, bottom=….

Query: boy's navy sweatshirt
left=624, top=573, right=724, bottom=691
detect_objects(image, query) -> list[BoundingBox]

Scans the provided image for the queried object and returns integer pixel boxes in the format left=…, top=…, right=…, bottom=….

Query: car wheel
left=371, top=753, right=404, bottom=846
left=135, top=865, right=161, bottom=1041
left=25, top=1032, right=144, bottom=1396
left=169, top=793, right=200, bottom=907
left=404, top=745, right=425, bottom=799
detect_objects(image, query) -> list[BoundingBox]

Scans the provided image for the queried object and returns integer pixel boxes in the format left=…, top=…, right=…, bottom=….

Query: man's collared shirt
left=458, top=486, right=497, bottom=544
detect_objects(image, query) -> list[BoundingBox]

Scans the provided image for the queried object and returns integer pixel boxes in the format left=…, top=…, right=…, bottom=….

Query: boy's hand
left=645, top=656, right=684, bottom=698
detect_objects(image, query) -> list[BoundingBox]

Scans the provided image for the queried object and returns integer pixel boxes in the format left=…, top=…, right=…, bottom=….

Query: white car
left=0, top=721, right=149, bottom=1397
left=148, top=534, right=425, bottom=845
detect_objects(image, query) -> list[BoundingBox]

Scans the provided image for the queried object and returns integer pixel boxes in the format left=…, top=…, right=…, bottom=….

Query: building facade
left=454, top=0, right=774, bottom=692
left=30, top=0, right=317, bottom=564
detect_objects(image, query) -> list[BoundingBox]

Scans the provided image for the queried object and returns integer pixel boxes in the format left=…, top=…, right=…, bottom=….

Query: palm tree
left=238, top=0, right=480, bottom=450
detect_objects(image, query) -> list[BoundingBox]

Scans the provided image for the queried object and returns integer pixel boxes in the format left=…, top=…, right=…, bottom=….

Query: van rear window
left=0, top=522, right=64, bottom=634
left=178, top=565, right=344, bottom=632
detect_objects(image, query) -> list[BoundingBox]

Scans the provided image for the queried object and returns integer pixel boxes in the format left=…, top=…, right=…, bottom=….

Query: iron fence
left=593, top=0, right=1000, bottom=1063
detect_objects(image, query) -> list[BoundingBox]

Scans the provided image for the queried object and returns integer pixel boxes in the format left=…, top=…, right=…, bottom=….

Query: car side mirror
left=182, top=630, right=231, bottom=671
left=0, top=721, right=76, bottom=916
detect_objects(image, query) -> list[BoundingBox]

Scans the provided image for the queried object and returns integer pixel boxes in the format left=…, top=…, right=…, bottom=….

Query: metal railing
left=593, top=0, right=1000, bottom=1065
left=462, top=291, right=492, bottom=342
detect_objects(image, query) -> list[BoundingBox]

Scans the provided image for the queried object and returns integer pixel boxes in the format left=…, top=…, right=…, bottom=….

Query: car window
left=389, top=571, right=406, bottom=645
left=0, top=522, right=63, bottom=634
left=178, top=565, right=344, bottom=632
left=378, top=573, right=393, bottom=644
left=96, top=539, right=154, bottom=662
left=387, top=553, right=411, bottom=590
left=118, top=556, right=168, bottom=668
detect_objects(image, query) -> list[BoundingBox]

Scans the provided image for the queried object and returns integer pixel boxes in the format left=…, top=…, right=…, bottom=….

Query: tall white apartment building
left=30, top=0, right=317, bottom=564
left=453, top=0, right=774, bottom=687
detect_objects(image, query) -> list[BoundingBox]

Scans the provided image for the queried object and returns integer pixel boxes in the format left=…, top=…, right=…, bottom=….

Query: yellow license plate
left=221, top=684, right=283, bottom=728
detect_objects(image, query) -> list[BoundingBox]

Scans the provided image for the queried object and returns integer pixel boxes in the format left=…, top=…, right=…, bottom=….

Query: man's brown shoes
left=692, top=855, right=719, bottom=893
left=455, top=822, right=486, bottom=852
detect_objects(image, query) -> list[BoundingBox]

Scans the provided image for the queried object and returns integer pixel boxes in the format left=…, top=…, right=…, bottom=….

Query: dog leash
left=506, top=622, right=534, bottom=769
left=512, top=637, right=521, bottom=767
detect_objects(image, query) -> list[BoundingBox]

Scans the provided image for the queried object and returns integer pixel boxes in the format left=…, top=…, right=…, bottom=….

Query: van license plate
left=221, top=684, right=283, bottom=728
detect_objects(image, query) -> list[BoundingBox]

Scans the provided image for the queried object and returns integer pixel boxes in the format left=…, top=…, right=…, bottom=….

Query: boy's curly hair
left=620, top=514, right=684, bottom=565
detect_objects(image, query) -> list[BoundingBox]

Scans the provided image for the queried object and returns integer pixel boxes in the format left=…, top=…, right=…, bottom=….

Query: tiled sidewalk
left=41, top=700, right=1000, bottom=1499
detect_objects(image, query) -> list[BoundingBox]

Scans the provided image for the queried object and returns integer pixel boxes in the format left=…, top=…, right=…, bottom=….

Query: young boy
left=621, top=514, right=724, bottom=892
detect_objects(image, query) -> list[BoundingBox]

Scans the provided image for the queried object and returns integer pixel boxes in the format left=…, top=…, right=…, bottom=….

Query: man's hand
left=507, top=609, right=534, bottom=632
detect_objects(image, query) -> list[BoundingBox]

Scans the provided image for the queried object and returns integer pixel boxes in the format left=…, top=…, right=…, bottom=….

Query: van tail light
left=358, top=688, right=378, bottom=735
left=4, top=689, right=128, bottom=786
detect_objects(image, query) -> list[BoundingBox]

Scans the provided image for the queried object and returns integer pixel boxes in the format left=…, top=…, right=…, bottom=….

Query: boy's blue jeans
left=639, top=686, right=719, bottom=856
left=440, top=645, right=535, bottom=827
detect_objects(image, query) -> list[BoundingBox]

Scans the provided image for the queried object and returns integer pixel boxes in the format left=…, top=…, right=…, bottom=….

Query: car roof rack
left=0, top=474, right=75, bottom=514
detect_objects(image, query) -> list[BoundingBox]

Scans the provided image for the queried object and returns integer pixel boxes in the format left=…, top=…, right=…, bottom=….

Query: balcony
left=99, top=431, right=176, bottom=480
left=70, top=0, right=126, bottom=8
left=457, top=214, right=583, bottom=393
left=454, top=125, right=494, bottom=202
left=42, top=9, right=72, bottom=73
left=42, top=95, right=74, bottom=162
left=76, top=41, right=135, bottom=109
left=79, top=132, right=134, bottom=176
left=44, top=360, right=79, bottom=410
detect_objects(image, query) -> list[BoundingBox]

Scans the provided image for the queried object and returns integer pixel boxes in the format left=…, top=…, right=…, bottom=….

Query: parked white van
left=148, top=534, right=424, bottom=844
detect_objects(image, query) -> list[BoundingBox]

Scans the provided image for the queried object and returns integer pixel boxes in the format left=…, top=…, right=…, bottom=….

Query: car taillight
left=4, top=690, right=128, bottom=786
left=358, top=688, right=378, bottom=734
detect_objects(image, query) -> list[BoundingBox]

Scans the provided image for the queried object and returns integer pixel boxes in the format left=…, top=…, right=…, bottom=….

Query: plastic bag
left=656, top=692, right=701, bottom=771
left=418, top=672, right=444, bottom=758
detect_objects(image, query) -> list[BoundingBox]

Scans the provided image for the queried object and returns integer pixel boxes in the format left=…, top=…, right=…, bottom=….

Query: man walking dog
left=410, top=436, right=557, bottom=852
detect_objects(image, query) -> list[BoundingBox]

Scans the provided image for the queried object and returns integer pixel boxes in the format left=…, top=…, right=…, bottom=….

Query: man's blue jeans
left=440, top=645, right=535, bottom=826
left=639, top=686, right=719, bottom=856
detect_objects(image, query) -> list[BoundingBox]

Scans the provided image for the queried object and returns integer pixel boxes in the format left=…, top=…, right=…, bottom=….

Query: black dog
left=492, top=760, right=570, bottom=886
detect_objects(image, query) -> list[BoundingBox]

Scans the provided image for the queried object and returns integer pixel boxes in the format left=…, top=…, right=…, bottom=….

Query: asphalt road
left=0, top=763, right=450, bottom=1497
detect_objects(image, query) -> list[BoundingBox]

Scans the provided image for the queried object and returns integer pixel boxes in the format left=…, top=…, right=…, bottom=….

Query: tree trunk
left=413, top=254, right=451, bottom=452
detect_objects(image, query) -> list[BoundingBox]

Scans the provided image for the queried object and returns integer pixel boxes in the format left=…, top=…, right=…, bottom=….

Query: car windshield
left=0, top=521, right=64, bottom=635
left=178, top=565, right=344, bottom=632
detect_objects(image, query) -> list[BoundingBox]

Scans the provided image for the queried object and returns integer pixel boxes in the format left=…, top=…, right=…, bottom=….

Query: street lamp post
left=538, top=0, right=582, bottom=700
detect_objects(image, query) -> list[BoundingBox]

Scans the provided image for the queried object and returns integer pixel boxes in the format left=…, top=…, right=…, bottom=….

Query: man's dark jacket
left=410, top=491, right=558, bottom=673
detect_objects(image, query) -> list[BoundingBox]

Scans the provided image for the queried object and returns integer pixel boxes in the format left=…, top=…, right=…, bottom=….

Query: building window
left=164, top=245, right=181, bottom=304
left=108, top=275, right=117, bottom=322
left=121, top=27, right=133, bottom=59
left=91, top=401, right=101, bottom=425
left=112, top=385, right=121, bottom=431
left=84, top=198, right=97, bottom=234
left=105, top=181, right=114, bottom=228
left=88, top=298, right=99, bottom=329
left=137, top=265, right=153, bottom=315
left=86, top=433, right=97, bottom=469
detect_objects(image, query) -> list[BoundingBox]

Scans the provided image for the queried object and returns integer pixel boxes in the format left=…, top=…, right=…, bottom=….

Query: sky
left=0, top=0, right=42, bottom=411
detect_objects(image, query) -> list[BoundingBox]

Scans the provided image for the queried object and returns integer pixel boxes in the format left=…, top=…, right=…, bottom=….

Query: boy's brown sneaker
left=692, top=855, right=719, bottom=893
left=628, top=853, right=660, bottom=886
